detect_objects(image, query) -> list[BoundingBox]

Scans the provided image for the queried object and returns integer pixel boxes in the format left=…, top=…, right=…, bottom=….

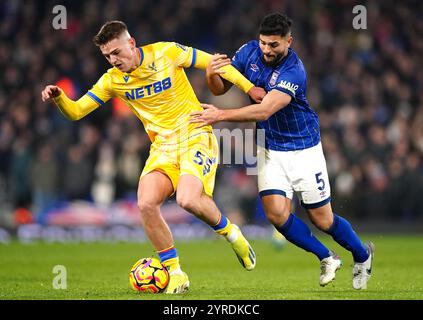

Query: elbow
left=206, top=75, right=228, bottom=96
left=262, top=112, right=271, bottom=121
left=210, top=88, right=225, bottom=96
left=206, top=83, right=226, bottom=96
left=72, top=113, right=85, bottom=121
left=60, top=111, right=82, bottom=121
left=67, top=106, right=86, bottom=121
left=257, top=110, right=271, bottom=122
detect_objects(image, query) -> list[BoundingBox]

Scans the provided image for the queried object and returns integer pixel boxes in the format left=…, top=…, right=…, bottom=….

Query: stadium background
left=0, top=0, right=422, bottom=243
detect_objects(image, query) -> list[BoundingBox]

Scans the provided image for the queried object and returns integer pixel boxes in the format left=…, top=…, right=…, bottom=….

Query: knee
left=309, top=212, right=333, bottom=231
left=307, top=203, right=334, bottom=231
left=138, top=199, right=160, bottom=219
left=176, top=193, right=198, bottom=213
left=266, top=208, right=290, bottom=226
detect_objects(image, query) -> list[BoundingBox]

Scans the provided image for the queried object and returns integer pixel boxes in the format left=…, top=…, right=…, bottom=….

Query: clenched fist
left=41, top=85, right=62, bottom=102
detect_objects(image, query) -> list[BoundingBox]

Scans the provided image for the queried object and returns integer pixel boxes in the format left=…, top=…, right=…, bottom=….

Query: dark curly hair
left=259, top=13, right=292, bottom=37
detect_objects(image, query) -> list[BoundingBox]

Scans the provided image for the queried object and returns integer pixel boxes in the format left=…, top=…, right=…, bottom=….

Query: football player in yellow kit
left=41, top=21, right=265, bottom=294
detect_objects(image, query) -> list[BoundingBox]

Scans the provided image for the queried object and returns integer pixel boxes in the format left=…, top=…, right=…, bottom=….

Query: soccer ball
left=129, top=257, right=170, bottom=293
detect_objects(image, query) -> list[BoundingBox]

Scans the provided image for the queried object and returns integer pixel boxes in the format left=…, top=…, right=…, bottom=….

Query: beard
left=262, top=53, right=284, bottom=67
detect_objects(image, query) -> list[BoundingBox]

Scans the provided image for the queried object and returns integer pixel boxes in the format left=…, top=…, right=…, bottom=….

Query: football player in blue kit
left=191, top=13, right=374, bottom=289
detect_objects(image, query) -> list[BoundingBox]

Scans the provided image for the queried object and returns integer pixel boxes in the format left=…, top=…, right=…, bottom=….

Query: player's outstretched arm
left=190, top=89, right=291, bottom=126
left=194, top=49, right=265, bottom=102
left=205, top=53, right=233, bottom=96
left=41, top=85, right=62, bottom=101
left=205, top=53, right=266, bottom=103
left=41, top=85, right=100, bottom=121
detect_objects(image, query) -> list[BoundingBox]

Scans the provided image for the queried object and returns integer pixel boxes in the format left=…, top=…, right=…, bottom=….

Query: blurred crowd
left=0, top=0, right=422, bottom=226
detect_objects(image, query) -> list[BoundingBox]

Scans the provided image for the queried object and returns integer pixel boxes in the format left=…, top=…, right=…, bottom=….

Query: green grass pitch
left=1, top=234, right=422, bottom=300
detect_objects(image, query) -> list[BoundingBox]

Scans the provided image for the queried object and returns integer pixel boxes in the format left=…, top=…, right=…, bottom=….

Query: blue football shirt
left=232, top=40, right=320, bottom=151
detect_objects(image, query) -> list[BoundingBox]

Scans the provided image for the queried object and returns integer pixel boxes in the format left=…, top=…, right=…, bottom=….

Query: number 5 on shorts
left=315, top=172, right=325, bottom=191
left=193, top=150, right=205, bottom=165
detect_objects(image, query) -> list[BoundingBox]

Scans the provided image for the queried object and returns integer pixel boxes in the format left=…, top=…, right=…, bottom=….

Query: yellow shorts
left=140, top=131, right=219, bottom=196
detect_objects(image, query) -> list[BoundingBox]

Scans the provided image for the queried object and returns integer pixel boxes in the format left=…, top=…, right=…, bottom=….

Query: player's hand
left=190, top=104, right=223, bottom=128
left=248, top=86, right=266, bottom=103
left=207, top=54, right=232, bottom=77
left=41, top=85, right=62, bottom=102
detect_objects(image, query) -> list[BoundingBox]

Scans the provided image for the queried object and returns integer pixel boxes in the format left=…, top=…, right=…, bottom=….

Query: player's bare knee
left=311, top=218, right=332, bottom=231
left=308, top=208, right=333, bottom=231
left=138, top=199, right=160, bottom=218
left=266, top=208, right=290, bottom=226
left=176, top=194, right=198, bottom=213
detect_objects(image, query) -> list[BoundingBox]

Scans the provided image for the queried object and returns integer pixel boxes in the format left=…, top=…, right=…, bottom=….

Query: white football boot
left=352, top=241, right=375, bottom=290
left=319, top=252, right=342, bottom=286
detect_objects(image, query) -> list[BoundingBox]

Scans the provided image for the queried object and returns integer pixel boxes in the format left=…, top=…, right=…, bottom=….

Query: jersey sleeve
left=54, top=72, right=113, bottom=120
left=231, top=43, right=249, bottom=72
left=163, top=42, right=197, bottom=68
left=273, top=65, right=305, bottom=99
left=53, top=92, right=100, bottom=121
left=86, top=72, right=114, bottom=105
left=163, top=42, right=254, bottom=93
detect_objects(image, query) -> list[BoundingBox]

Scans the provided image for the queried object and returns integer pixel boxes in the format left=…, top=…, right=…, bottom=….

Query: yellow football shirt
left=53, top=41, right=255, bottom=195
left=54, top=41, right=254, bottom=144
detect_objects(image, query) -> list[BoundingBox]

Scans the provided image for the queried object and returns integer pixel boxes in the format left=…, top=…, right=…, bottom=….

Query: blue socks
left=325, top=214, right=369, bottom=263
left=275, top=214, right=331, bottom=261
left=211, top=213, right=229, bottom=231
left=274, top=212, right=369, bottom=263
left=157, top=246, right=178, bottom=263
